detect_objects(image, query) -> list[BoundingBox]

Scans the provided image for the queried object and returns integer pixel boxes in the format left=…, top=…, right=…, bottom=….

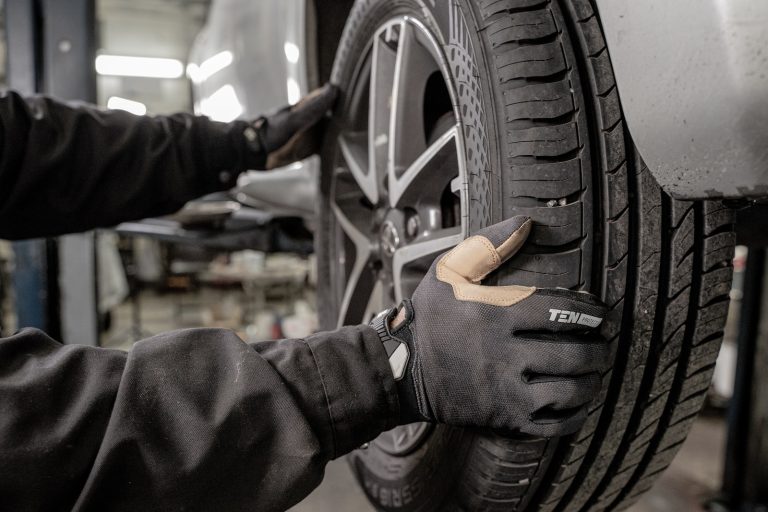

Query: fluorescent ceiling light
left=107, top=96, right=147, bottom=116
left=286, top=78, right=301, bottom=105
left=96, top=55, right=184, bottom=79
left=188, top=51, right=233, bottom=84
left=284, top=42, right=300, bottom=64
left=200, top=84, right=243, bottom=122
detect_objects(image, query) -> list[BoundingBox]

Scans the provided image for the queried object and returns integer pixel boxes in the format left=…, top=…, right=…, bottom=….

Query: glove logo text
left=548, top=309, right=602, bottom=328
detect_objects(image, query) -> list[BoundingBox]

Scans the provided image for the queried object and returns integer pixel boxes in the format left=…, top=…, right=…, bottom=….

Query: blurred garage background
left=0, top=1, right=764, bottom=511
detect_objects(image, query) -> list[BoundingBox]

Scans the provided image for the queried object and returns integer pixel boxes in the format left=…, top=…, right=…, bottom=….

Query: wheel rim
left=331, top=15, right=467, bottom=455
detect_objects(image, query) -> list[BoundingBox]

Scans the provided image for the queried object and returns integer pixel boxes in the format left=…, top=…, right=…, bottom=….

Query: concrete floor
left=107, top=290, right=728, bottom=512
left=630, top=416, right=725, bottom=512
left=289, top=459, right=372, bottom=512
left=289, top=415, right=725, bottom=512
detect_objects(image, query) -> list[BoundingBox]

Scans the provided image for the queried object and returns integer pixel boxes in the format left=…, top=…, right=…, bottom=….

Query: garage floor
left=107, top=290, right=727, bottom=512
left=289, top=416, right=725, bottom=511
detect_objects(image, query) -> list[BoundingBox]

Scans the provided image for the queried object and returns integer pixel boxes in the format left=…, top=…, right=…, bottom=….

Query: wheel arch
left=594, top=0, right=768, bottom=200
left=310, top=0, right=356, bottom=84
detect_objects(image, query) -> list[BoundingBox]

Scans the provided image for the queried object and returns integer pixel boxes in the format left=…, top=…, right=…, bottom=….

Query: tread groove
left=579, top=194, right=673, bottom=511
left=608, top=204, right=705, bottom=508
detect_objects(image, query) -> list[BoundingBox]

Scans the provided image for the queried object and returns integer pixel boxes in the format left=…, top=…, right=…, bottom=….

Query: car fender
left=595, top=0, right=768, bottom=199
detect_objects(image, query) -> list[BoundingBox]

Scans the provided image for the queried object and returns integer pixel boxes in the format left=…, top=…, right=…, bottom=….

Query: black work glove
left=370, top=216, right=612, bottom=437
left=244, top=83, right=338, bottom=170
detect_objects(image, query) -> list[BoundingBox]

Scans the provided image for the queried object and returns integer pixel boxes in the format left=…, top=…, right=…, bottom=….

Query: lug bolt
left=406, top=214, right=420, bottom=239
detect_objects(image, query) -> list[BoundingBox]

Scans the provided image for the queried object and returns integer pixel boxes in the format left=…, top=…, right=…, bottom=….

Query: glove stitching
left=437, top=236, right=500, bottom=284
left=520, top=373, right=601, bottom=385
left=408, top=322, right=431, bottom=421
left=529, top=415, right=570, bottom=426
left=474, top=237, right=500, bottom=280
left=459, top=237, right=499, bottom=282
left=412, top=356, right=426, bottom=418
left=415, top=356, right=433, bottom=421
left=408, top=322, right=426, bottom=416
left=453, top=287, right=531, bottom=306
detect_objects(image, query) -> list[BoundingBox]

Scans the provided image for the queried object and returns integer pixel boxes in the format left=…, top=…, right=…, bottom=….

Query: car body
left=118, top=0, right=321, bottom=253
left=192, top=0, right=768, bottom=212
left=596, top=0, right=768, bottom=199
left=188, top=0, right=319, bottom=220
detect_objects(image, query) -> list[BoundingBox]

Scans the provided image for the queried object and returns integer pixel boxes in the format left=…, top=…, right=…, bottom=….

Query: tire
left=317, top=0, right=737, bottom=510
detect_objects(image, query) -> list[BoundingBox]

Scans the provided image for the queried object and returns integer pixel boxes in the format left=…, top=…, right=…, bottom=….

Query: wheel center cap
left=380, top=220, right=401, bottom=257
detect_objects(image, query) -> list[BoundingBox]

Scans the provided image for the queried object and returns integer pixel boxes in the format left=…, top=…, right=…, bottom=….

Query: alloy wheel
left=331, top=15, right=468, bottom=326
left=330, top=15, right=467, bottom=454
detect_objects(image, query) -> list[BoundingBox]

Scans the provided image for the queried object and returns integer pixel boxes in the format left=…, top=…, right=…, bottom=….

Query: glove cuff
left=370, top=301, right=431, bottom=424
left=369, top=307, right=410, bottom=381
left=240, top=118, right=269, bottom=170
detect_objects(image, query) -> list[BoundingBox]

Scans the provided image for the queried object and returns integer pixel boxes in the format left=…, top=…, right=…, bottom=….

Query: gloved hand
left=244, top=83, right=338, bottom=170
left=370, top=216, right=612, bottom=437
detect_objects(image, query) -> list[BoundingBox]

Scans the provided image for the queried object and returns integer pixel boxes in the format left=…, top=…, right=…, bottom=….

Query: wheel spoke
left=339, top=133, right=378, bottom=205
left=368, top=25, right=399, bottom=200
left=388, top=19, right=440, bottom=182
left=393, top=424, right=423, bottom=451
left=332, top=16, right=468, bottom=328
left=332, top=202, right=374, bottom=328
left=450, top=176, right=462, bottom=194
left=389, top=124, right=459, bottom=208
left=362, top=279, right=389, bottom=324
left=392, top=227, right=463, bottom=303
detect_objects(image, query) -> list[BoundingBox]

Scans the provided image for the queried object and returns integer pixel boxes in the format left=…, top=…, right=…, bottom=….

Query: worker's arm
left=0, top=325, right=396, bottom=512
left=0, top=86, right=336, bottom=240
left=0, top=217, right=611, bottom=511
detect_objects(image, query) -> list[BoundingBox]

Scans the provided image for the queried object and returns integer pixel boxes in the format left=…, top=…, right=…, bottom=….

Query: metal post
left=5, top=0, right=99, bottom=344
left=6, top=0, right=61, bottom=337
left=721, top=247, right=768, bottom=510
left=743, top=251, right=768, bottom=506
left=43, top=0, right=100, bottom=346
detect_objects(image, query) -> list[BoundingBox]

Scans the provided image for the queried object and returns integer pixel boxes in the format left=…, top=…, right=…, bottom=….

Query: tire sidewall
left=317, top=0, right=507, bottom=510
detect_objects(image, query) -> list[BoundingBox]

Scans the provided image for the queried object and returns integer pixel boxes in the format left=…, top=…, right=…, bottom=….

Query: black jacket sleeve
left=0, top=326, right=399, bottom=511
left=0, top=90, right=258, bottom=240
